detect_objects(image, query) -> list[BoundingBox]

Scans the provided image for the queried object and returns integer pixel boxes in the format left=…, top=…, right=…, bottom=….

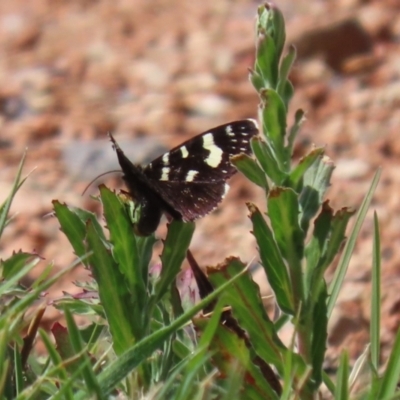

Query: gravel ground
left=0, top=0, right=399, bottom=364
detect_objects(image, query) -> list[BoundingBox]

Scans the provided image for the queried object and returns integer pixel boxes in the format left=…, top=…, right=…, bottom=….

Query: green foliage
left=0, top=2, right=398, bottom=400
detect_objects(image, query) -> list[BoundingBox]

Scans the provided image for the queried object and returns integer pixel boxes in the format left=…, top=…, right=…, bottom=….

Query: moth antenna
left=81, top=170, right=121, bottom=196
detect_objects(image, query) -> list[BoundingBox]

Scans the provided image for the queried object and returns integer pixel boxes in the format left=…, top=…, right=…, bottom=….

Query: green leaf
left=64, top=308, right=103, bottom=399
left=260, top=89, right=287, bottom=163
left=0, top=151, right=27, bottom=240
left=39, top=329, right=73, bottom=399
left=72, top=263, right=250, bottom=398
left=231, top=153, right=268, bottom=189
left=305, top=202, right=355, bottom=297
left=136, top=234, right=158, bottom=285
left=310, top=284, right=328, bottom=387
left=335, top=351, right=349, bottom=400
left=174, top=302, right=225, bottom=399
left=100, top=186, right=148, bottom=310
left=194, top=318, right=280, bottom=399
left=255, top=33, right=278, bottom=89
left=288, top=147, right=324, bottom=192
left=251, top=136, right=286, bottom=184
left=152, top=220, right=195, bottom=304
left=304, top=201, right=333, bottom=291
left=268, top=187, right=304, bottom=261
left=53, top=201, right=95, bottom=263
left=0, top=257, right=40, bottom=299
left=270, top=3, right=286, bottom=61
left=249, top=69, right=265, bottom=93
left=1, top=252, right=37, bottom=280
left=277, top=45, right=296, bottom=105
left=370, top=212, right=381, bottom=370
left=288, top=109, right=306, bottom=153
left=207, top=258, right=286, bottom=370
left=376, top=291, right=400, bottom=396
left=328, top=169, right=381, bottom=317
left=86, top=219, right=137, bottom=352
left=299, top=154, right=335, bottom=233
left=14, top=344, right=23, bottom=395
left=248, top=203, right=294, bottom=314
left=268, top=187, right=304, bottom=307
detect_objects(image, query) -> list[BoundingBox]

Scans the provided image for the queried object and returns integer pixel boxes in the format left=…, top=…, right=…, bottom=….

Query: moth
left=110, top=119, right=259, bottom=235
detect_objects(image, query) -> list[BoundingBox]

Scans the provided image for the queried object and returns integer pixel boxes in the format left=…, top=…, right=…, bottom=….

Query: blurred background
left=0, top=0, right=399, bottom=363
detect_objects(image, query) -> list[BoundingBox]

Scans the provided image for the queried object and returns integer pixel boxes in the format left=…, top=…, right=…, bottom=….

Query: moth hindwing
left=110, top=119, right=259, bottom=235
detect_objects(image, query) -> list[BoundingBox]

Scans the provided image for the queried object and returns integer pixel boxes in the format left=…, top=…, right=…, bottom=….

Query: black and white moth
left=110, top=119, right=259, bottom=236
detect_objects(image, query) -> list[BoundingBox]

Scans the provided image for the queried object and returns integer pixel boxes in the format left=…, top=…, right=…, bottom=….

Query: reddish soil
left=0, top=0, right=399, bottom=367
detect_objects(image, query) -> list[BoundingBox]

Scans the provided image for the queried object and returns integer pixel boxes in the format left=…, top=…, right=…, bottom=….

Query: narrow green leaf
left=322, top=371, right=336, bottom=395
left=175, top=302, right=225, bottom=400
left=1, top=252, right=37, bottom=280
left=14, top=345, right=23, bottom=395
left=100, top=186, right=148, bottom=310
left=277, top=45, right=296, bottom=103
left=260, top=89, right=287, bottom=163
left=207, top=258, right=286, bottom=369
left=64, top=308, right=103, bottom=399
left=153, top=220, right=195, bottom=304
left=53, top=201, right=89, bottom=261
left=39, top=329, right=72, bottom=399
left=0, top=257, right=39, bottom=300
left=72, top=263, right=250, bottom=398
left=0, top=259, right=77, bottom=333
left=288, top=147, right=324, bottom=192
left=157, top=348, right=210, bottom=400
left=299, top=155, right=335, bottom=234
left=268, top=187, right=304, bottom=280
left=304, top=201, right=334, bottom=292
left=0, top=360, right=10, bottom=399
left=136, top=234, right=157, bottom=284
left=195, top=320, right=280, bottom=399
left=249, top=68, right=265, bottom=92
left=306, top=204, right=355, bottom=299
left=86, top=219, right=137, bottom=352
left=0, top=151, right=27, bottom=240
left=231, top=153, right=268, bottom=189
left=328, top=169, right=381, bottom=317
left=248, top=203, right=293, bottom=313
left=335, top=351, right=349, bottom=400
left=251, top=137, right=286, bottom=184
left=270, top=3, right=286, bottom=61
left=281, top=81, right=294, bottom=116
left=288, top=109, right=306, bottom=153
left=371, top=211, right=381, bottom=370
left=310, top=284, right=328, bottom=387
left=377, top=310, right=400, bottom=398
left=321, top=207, right=355, bottom=270
left=255, top=33, right=278, bottom=88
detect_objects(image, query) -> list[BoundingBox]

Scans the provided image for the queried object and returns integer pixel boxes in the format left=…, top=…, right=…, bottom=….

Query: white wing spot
left=231, top=139, right=238, bottom=143
left=222, top=183, right=230, bottom=199
left=186, top=170, right=199, bottom=182
left=160, top=166, right=170, bottom=181
left=162, top=152, right=170, bottom=165
left=203, top=133, right=223, bottom=167
left=226, top=125, right=234, bottom=137
left=239, top=147, right=247, bottom=151
left=181, top=146, right=189, bottom=158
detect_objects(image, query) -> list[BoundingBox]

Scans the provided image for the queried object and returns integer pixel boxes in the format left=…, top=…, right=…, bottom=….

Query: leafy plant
left=0, top=2, right=397, bottom=400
